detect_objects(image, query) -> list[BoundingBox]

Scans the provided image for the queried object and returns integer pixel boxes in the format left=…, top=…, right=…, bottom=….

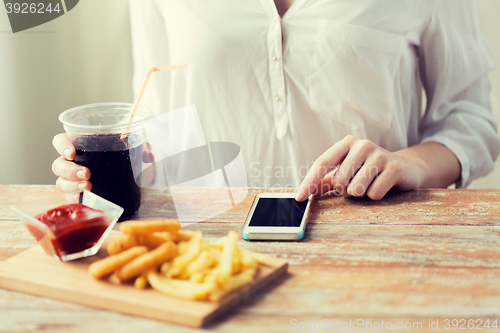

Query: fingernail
left=77, top=182, right=85, bottom=192
left=295, top=188, right=306, bottom=202
left=346, top=186, right=354, bottom=197
left=64, top=148, right=71, bottom=159
left=335, top=186, right=343, bottom=196
left=346, top=185, right=353, bottom=196
left=76, top=169, right=86, bottom=180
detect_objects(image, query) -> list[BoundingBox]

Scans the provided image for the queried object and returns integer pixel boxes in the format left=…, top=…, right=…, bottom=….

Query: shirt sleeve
left=128, top=0, right=171, bottom=114
left=419, top=0, right=500, bottom=188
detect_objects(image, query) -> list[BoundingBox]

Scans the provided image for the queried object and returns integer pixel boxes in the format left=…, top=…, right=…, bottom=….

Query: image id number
left=5, top=2, right=61, bottom=14
left=444, top=319, right=498, bottom=330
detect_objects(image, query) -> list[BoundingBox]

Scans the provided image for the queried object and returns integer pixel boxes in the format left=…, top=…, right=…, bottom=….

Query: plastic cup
left=59, top=103, right=152, bottom=220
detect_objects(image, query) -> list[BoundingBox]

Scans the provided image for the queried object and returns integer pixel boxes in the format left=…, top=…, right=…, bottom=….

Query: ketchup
left=33, top=203, right=109, bottom=257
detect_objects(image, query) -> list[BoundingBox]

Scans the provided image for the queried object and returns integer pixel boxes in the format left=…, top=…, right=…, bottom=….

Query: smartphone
left=242, top=192, right=314, bottom=241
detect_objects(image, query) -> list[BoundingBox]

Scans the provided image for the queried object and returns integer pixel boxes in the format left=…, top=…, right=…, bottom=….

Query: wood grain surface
left=1, top=185, right=499, bottom=332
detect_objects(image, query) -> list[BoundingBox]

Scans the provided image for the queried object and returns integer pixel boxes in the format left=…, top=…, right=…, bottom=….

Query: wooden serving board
left=0, top=231, right=288, bottom=328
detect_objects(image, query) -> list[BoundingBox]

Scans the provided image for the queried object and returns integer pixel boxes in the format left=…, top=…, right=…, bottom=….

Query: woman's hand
left=52, top=133, right=155, bottom=193
left=295, top=135, right=461, bottom=201
left=52, top=133, right=92, bottom=193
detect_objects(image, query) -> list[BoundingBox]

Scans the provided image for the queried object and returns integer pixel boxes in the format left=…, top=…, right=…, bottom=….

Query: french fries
left=116, top=241, right=177, bottom=282
left=119, top=219, right=181, bottom=235
left=134, top=275, right=148, bottom=289
left=107, top=228, right=193, bottom=255
left=106, top=234, right=140, bottom=255
left=89, top=246, right=148, bottom=279
left=88, top=220, right=270, bottom=301
left=147, top=270, right=216, bottom=300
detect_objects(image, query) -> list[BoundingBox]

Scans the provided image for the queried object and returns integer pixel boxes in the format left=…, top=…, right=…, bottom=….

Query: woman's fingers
left=365, top=165, right=401, bottom=200
left=330, top=139, right=379, bottom=197
left=52, top=133, right=92, bottom=193
left=52, top=133, right=75, bottom=160
left=344, top=152, right=387, bottom=198
left=53, top=154, right=92, bottom=193
left=56, top=177, right=92, bottom=193
left=52, top=156, right=90, bottom=181
left=142, top=142, right=155, bottom=163
left=312, top=166, right=339, bottom=197
left=295, top=136, right=356, bottom=201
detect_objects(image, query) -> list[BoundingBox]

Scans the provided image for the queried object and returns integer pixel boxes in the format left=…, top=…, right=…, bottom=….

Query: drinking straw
left=121, top=64, right=188, bottom=139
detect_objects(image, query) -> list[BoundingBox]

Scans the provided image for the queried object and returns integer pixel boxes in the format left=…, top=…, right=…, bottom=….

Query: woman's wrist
left=394, top=142, right=461, bottom=189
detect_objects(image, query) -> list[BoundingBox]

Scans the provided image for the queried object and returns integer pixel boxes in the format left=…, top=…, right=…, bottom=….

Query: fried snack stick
left=166, top=231, right=202, bottom=278
left=119, top=220, right=181, bottom=235
left=209, top=267, right=257, bottom=301
left=107, top=234, right=140, bottom=255
left=151, top=232, right=174, bottom=243
left=147, top=270, right=216, bottom=300
left=116, top=241, right=178, bottom=281
left=240, top=248, right=270, bottom=265
left=89, top=246, right=148, bottom=279
left=206, top=230, right=238, bottom=285
left=180, top=250, right=217, bottom=279
left=141, top=232, right=173, bottom=248
left=134, top=272, right=149, bottom=289
left=108, top=232, right=174, bottom=255
left=170, top=230, right=195, bottom=243
left=160, top=262, right=171, bottom=276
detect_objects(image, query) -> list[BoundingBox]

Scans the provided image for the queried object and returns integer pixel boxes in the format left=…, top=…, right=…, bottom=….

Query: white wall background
left=1, top=0, right=499, bottom=188
left=0, top=0, right=133, bottom=185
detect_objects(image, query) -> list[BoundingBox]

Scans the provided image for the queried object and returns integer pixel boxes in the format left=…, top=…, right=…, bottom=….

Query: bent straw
left=120, top=64, right=188, bottom=139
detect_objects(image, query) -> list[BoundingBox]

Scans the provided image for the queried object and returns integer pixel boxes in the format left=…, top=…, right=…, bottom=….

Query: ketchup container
left=11, top=191, right=123, bottom=261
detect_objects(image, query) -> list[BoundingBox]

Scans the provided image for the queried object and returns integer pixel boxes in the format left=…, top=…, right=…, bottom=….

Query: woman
left=52, top=0, right=499, bottom=201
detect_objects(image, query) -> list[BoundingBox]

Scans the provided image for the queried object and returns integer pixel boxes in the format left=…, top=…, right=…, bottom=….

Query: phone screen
left=248, top=198, right=309, bottom=227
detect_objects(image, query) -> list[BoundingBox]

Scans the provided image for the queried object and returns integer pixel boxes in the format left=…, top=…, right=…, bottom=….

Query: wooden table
left=1, top=185, right=499, bottom=332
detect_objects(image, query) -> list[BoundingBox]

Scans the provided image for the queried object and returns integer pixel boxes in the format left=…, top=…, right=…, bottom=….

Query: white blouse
left=129, top=0, right=499, bottom=188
